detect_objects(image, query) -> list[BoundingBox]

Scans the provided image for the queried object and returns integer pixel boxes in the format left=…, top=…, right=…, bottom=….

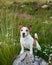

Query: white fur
left=20, top=27, right=41, bottom=55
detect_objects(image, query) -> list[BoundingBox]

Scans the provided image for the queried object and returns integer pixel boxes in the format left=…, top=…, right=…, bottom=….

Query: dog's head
left=19, top=24, right=32, bottom=38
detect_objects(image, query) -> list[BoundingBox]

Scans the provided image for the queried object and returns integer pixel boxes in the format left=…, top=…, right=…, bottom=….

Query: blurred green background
left=0, top=0, right=52, bottom=65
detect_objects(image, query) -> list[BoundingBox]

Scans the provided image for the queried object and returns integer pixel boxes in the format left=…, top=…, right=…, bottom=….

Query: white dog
left=19, top=24, right=41, bottom=55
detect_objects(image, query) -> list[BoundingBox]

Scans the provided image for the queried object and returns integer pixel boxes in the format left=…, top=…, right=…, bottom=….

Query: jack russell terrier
left=19, top=24, right=41, bottom=55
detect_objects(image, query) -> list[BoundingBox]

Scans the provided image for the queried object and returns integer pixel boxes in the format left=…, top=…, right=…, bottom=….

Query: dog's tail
left=34, top=33, right=41, bottom=51
left=34, top=33, right=38, bottom=40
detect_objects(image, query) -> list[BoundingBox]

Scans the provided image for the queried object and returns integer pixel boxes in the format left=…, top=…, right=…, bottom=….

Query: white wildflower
left=50, top=46, right=52, bottom=48
left=49, top=61, right=51, bottom=63
left=21, top=5, right=25, bottom=7
left=43, top=20, right=48, bottom=24
left=41, top=5, right=48, bottom=8
left=43, top=51, right=46, bottom=54
left=49, top=54, right=52, bottom=56
left=50, top=16, right=52, bottom=19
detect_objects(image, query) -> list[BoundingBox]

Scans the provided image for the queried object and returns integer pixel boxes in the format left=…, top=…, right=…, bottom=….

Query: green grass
left=0, top=1, right=52, bottom=65
left=0, top=0, right=51, bottom=7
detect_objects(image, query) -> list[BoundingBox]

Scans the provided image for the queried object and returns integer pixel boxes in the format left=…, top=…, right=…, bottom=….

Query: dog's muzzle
left=22, top=33, right=25, bottom=38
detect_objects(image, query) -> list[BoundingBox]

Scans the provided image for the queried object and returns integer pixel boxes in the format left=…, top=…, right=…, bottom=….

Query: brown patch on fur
left=33, top=40, right=36, bottom=47
left=28, top=25, right=32, bottom=30
left=19, top=24, right=23, bottom=30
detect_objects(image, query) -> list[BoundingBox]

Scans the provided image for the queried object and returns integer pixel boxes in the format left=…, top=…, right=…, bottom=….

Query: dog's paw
left=20, top=50, right=24, bottom=55
left=30, top=51, right=33, bottom=55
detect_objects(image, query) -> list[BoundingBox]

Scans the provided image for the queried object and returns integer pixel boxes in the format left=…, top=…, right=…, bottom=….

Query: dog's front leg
left=20, top=44, right=24, bottom=54
left=30, top=45, right=33, bottom=55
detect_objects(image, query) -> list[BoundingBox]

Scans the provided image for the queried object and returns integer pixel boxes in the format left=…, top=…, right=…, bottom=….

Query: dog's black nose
left=23, top=33, right=25, bottom=37
left=23, top=33, right=25, bottom=36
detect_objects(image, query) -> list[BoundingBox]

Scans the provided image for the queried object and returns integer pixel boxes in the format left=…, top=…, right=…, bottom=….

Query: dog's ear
left=28, top=25, right=32, bottom=30
left=19, top=24, right=23, bottom=30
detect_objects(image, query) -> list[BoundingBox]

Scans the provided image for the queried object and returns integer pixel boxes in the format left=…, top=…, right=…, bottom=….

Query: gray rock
left=34, top=61, right=39, bottom=65
left=19, top=52, right=27, bottom=61
left=13, top=59, right=21, bottom=65
left=13, top=51, right=48, bottom=65
left=40, top=60, right=48, bottom=65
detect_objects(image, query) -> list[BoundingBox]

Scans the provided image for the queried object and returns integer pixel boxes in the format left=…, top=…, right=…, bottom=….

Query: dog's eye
left=26, top=30, right=28, bottom=32
left=21, top=29, right=23, bottom=31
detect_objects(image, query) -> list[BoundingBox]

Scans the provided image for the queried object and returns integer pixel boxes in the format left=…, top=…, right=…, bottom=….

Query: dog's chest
left=20, top=35, right=34, bottom=48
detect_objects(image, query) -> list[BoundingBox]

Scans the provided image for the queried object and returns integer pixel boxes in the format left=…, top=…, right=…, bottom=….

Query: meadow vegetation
left=0, top=0, right=52, bottom=65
